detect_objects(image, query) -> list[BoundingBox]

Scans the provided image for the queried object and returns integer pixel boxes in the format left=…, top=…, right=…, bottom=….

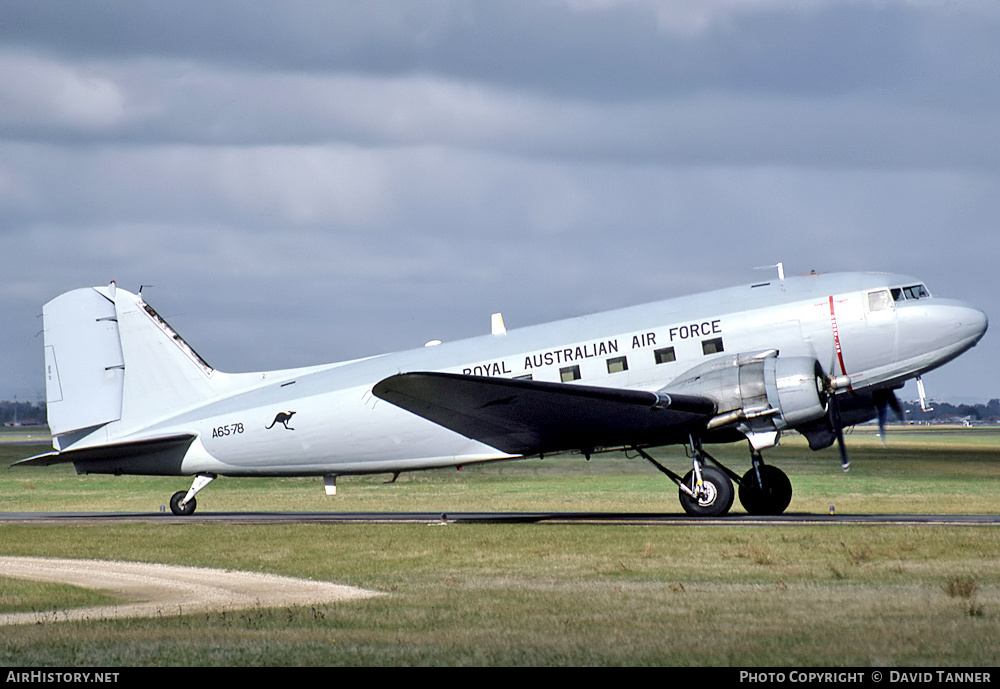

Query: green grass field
left=2, top=428, right=999, bottom=666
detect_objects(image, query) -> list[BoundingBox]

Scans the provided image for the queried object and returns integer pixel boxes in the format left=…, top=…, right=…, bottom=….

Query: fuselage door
left=859, top=288, right=900, bottom=371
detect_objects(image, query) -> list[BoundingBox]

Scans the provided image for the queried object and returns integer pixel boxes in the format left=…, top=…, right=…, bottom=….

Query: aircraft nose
left=957, top=302, right=988, bottom=342
left=974, top=308, right=988, bottom=341
left=973, top=306, right=988, bottom=340
left=940, top=300, right=988, bottom=348
left=896, top=298, right=987, bottom=371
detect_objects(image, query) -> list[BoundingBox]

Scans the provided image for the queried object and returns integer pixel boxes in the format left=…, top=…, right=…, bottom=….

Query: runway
left=2, top=511, right=999, bottom=525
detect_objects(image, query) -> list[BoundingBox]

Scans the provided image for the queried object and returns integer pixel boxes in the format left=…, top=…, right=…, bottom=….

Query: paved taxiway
left=0, top=556, right=383, bottom=626
left=2, top=511, right=999, bottom=525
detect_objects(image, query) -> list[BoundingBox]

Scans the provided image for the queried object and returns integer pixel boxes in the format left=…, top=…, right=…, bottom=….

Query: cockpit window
left=868, top=289, right=893, bottom=312
left=890, top=284, right=930, bottom=302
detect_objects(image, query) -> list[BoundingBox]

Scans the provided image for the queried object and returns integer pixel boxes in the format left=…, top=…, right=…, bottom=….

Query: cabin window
left=867, top=289, right=892, bottom=312
left=654, top=347, right=676, bottom=364
left=514, top=374, right=533, bottom=381
left=606, top=356, right=628, bottom=374
left=702, top=338, right=724, bottom=355
left=560, top=365, right=581, bottom=382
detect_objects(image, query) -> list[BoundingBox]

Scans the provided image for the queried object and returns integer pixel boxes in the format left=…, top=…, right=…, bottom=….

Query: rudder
left=43, top=286, right=125, bottom=436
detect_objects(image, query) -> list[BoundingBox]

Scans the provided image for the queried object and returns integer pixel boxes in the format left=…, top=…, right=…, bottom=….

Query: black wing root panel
left=372, top=372, right=716, bottom=456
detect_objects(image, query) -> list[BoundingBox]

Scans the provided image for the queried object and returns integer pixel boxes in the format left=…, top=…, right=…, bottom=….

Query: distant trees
left=0, top=400, right=46, bottom=426
left=900, top=399, right=1000, bottom=424
left=1, top=398, right=998, bottom=428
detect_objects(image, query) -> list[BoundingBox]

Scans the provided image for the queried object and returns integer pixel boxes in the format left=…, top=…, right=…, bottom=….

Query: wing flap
left=372, top=372, right=715, bottom=455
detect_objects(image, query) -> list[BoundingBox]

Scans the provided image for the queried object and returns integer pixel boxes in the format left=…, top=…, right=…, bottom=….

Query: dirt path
left=0, top=556, right=383, bottom=626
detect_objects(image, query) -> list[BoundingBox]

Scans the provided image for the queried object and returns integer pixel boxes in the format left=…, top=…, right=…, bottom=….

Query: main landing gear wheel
left=738, top=465, right=792, bottom=516
left=679, top=466, right=734, bottom=517
left=169, top=490, right=196, bottom=516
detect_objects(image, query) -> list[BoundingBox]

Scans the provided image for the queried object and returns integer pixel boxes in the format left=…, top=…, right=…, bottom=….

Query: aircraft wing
left=372, top=372, right=716, bottom=456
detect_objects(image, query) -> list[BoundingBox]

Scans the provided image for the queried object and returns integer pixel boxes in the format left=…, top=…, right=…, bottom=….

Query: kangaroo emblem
left=266, top=411, right=296, bottom=430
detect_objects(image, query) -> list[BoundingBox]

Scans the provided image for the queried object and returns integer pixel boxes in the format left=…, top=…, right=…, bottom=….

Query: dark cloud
left=4, top=1, right=998, bottom=102
left=1, top=1, right=998, bottom=403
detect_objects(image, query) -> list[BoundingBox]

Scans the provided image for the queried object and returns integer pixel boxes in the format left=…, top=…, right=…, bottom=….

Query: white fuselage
left=73, top=272, right=988, bottom=477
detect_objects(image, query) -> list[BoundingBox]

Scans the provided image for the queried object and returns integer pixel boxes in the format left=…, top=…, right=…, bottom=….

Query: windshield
left=890, top=284, right=930, bottom=302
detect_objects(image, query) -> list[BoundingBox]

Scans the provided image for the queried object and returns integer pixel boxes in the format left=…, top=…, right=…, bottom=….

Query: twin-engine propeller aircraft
left=19, top=271, right=987, bottom=517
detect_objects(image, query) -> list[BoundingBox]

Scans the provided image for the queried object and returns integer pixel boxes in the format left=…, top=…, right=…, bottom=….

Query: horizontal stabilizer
left=15, top=434, right=196, bottom=476
left=372, top=372, right=715, bottom=455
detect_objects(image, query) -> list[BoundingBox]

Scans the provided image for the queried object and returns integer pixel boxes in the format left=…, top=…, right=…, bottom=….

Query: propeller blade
left=873, top=389, right=904, bottom=446
left=887, top=390, right=904, bottom=419
left=835, top=425, right=850, bottom=472
left=828, top=393, right=850, bottom=472
left=875, top=399, right=888, bottom=445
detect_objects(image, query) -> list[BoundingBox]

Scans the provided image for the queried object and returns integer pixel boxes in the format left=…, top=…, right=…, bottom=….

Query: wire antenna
left=754, top=263, right=785, bottom=280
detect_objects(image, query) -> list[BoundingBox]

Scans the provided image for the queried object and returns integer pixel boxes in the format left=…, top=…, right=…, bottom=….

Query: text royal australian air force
left=460, top=317, right=723, bottom=378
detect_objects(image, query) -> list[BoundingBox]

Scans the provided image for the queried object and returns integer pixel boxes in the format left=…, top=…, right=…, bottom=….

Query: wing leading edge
left=372, top=372, right=717, bottom=456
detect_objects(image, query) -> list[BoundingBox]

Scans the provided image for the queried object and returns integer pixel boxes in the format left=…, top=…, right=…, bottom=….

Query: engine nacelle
left=660, top=350, right=828, bottom=433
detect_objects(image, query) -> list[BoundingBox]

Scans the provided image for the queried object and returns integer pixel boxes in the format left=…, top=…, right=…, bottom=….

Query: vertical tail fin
left=43, top=284, right=220, bottom=442
left=43, top=286, right=126, bottom=436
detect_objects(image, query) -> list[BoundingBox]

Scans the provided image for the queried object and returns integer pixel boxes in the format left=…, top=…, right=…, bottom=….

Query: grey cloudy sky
left=2, top=0, right=998, bottom=405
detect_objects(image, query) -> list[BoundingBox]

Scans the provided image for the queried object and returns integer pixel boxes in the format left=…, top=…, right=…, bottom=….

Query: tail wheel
left=169, top=490, right=196, bottom=516
left=738, top=465, right=792, bottom=515
left=679, top=466, right=734, bottom=517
